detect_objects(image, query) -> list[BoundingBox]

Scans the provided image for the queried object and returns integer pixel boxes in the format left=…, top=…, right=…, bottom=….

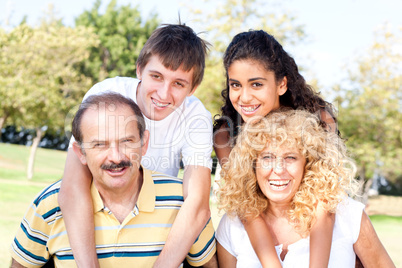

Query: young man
left=10, top=93, right=217, bottom=267
left=58, top=24, right=214, bottom=267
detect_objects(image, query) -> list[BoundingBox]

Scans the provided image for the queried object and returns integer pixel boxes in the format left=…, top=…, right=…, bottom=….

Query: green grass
left=1, top=143, right=401, bottom=267
left=0, top=181, right=50, bottom=267
left=0, top=143, right=65, bottom=267
left=369, top=215, right=402, bottom=267
left=0, top=143, right=67, bottom=182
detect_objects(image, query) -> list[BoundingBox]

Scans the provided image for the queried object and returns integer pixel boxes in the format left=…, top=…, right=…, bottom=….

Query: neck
left=263, top=201, right=303, bottom=262
left=265, top=201, right=291, bottom=218
left=96, top=171, right=143, bottom=223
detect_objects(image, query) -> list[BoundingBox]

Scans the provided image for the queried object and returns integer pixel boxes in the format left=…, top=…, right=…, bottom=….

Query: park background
left=0, top=0, right=401, bottom=266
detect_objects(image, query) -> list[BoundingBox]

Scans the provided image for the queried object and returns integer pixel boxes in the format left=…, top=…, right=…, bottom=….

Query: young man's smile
left=136, top=55, right=195, bottom=121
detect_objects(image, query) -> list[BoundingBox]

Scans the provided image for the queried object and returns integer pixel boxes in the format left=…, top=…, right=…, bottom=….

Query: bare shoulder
left=213, top=124, right=231, bottom=145
left=213, top=125, right=232, bottom=166
left=319, top=109, right=337, bottom=133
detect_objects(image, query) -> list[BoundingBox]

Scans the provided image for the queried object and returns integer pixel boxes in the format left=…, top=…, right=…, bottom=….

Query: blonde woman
left=216, top=109, right=394, bottom=267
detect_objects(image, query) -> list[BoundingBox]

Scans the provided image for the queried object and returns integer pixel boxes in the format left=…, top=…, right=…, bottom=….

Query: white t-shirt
left=216, top=197, right=365, bottom=268
left=75, top=76, right=213, bottom=177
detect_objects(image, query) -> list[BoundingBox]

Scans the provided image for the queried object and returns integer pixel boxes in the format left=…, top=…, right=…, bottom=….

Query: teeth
left=241, top=105, right=259, bottom=112
left=109, top=167, right=124, bottom=172
left=269, top=180, right=290, bottom=186
left=152, top=98, right=169, bottom=108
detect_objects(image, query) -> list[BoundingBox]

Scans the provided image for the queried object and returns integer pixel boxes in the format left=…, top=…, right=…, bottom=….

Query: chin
left=150, top=108, right=174, bottom=121
left=266, top=192, right=293, bottom=203
left=107, top=178, right=130, bottom=188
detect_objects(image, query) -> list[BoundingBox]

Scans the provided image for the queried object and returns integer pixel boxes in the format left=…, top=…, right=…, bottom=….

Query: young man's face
left=136, top=55, right=197, bottom=121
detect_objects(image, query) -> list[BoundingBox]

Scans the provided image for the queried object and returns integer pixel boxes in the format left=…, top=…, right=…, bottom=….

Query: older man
left=60, top=23, right=214, bottom=268
left=10, top=92, right=216, bottom=267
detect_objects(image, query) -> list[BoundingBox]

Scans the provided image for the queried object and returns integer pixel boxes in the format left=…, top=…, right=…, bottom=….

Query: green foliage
left=0, top=21, right=98, bottom=133
left=336, top=24, right=402, bottom=183
left=183, top=0, right=306, bottom=117
left=75, top=0, right=160, bottom=82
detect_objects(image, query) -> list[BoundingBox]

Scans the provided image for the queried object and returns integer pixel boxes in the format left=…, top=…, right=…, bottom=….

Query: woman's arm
left=307, top=110, right=338, bottom=267
left=217, top=242, right=237, bottom=268
left=213, top=126, right=232, bottom=167
left=243, top=217, right=282, bottom=268
left=58, top=149, right=99, bottom=268
left=353, top=211, right=395, bottom=268
left=320, top=109, right=338, bottom=133
left=309, top=202, right=335, bottom=268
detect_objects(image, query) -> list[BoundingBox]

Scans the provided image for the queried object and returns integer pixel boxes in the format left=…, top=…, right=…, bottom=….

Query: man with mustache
left=59, top=23, right=215, bottom=267
left=10, top=92, right=217, bottom=267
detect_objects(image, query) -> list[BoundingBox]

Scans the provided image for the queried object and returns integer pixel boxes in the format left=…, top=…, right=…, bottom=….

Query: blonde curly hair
left=218, top=109, right=359, bottom=236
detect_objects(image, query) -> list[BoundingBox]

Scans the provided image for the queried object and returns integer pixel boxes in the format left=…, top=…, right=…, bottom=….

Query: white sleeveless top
left=216, top=197, right=365, bottom=267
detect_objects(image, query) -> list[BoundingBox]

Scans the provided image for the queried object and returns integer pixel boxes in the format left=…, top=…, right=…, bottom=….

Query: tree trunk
left=0, top=112, right=9, bottom=141
left=27, top=127, right=44, bottom=180
left=354, top=164, right=372, bottom=205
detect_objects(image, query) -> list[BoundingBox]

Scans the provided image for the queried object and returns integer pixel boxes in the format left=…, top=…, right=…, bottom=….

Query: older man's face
left=77, top=104, right=148, bottom=192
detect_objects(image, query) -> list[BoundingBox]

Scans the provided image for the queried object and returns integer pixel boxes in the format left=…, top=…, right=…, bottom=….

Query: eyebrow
left=89, top=135, right=138, bottom=143
left=176, top=78, right=190, bottom=85
left=149, top=70, right=190, bottom=85
left=229, top=77, right=267, bottom=83
left=88, top=139, right=105, bottom=144
left=282, top=151, right=300, bottom=157
left=120, top=135, right=139, bottom=141
left=260, top=150, right=299, bottom=156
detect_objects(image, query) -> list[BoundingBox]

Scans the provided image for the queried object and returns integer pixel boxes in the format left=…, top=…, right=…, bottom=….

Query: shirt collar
left=91, top=166, right=155, bottom=214
left=137, top=167, right=155, bottom=212
left=91, top=182, right=105, bottom=213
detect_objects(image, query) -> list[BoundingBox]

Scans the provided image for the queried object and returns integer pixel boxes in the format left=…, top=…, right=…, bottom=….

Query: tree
left=0, top=19, right=99, bottom=179
left=335, top=24, right=402, bottom=199
left=75, top=0, right=159, bottom=82
left=0, top=25, right=28, bottom=138
left=183, top=0, right=306, bottom=117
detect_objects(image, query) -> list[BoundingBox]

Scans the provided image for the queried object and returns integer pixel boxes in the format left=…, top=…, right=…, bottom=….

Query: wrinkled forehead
left=81, top=105, right=141, bottom=140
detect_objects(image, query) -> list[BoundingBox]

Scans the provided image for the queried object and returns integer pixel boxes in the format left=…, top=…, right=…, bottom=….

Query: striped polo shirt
left=10, top=168, right=216, bottom=267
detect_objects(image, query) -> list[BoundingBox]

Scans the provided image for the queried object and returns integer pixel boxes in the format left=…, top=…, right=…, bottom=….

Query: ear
left=278, top=76, right=288, bottom=96
left=187, top=84, right=198, bottom=97
left=136, top=64, right=142, bottom=80
left=141, top=130, right=150, bottom=156
left=72, top=142, right=88, bottom=166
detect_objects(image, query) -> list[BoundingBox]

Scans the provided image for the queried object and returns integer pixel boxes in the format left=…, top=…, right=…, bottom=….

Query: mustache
left=101, top=161, right=132, bottom=170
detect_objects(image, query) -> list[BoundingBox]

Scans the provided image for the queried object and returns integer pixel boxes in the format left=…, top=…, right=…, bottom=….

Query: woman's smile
left=256, top=147, right=306, bottom=204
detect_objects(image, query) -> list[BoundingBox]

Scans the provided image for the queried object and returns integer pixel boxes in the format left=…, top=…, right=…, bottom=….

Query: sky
left=1, top=0, right=401, bottom=99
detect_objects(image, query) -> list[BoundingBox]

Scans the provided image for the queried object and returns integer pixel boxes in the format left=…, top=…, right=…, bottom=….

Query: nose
left=273, top=158, right=285, bottom=174
left=156, top=82, right=170, bottom=100
left=240, top=87, right=252, bottom=103
left=107, top=143, right=125, bottom=163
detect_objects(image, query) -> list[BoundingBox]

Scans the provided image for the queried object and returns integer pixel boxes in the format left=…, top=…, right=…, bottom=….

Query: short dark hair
left=72, top=92, right=145, bottom=144
left=136, top=23, right=210, bottom=90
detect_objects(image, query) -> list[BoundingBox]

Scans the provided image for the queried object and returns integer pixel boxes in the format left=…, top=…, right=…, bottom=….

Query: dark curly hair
left=213, top=30, right=337, bottom=137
